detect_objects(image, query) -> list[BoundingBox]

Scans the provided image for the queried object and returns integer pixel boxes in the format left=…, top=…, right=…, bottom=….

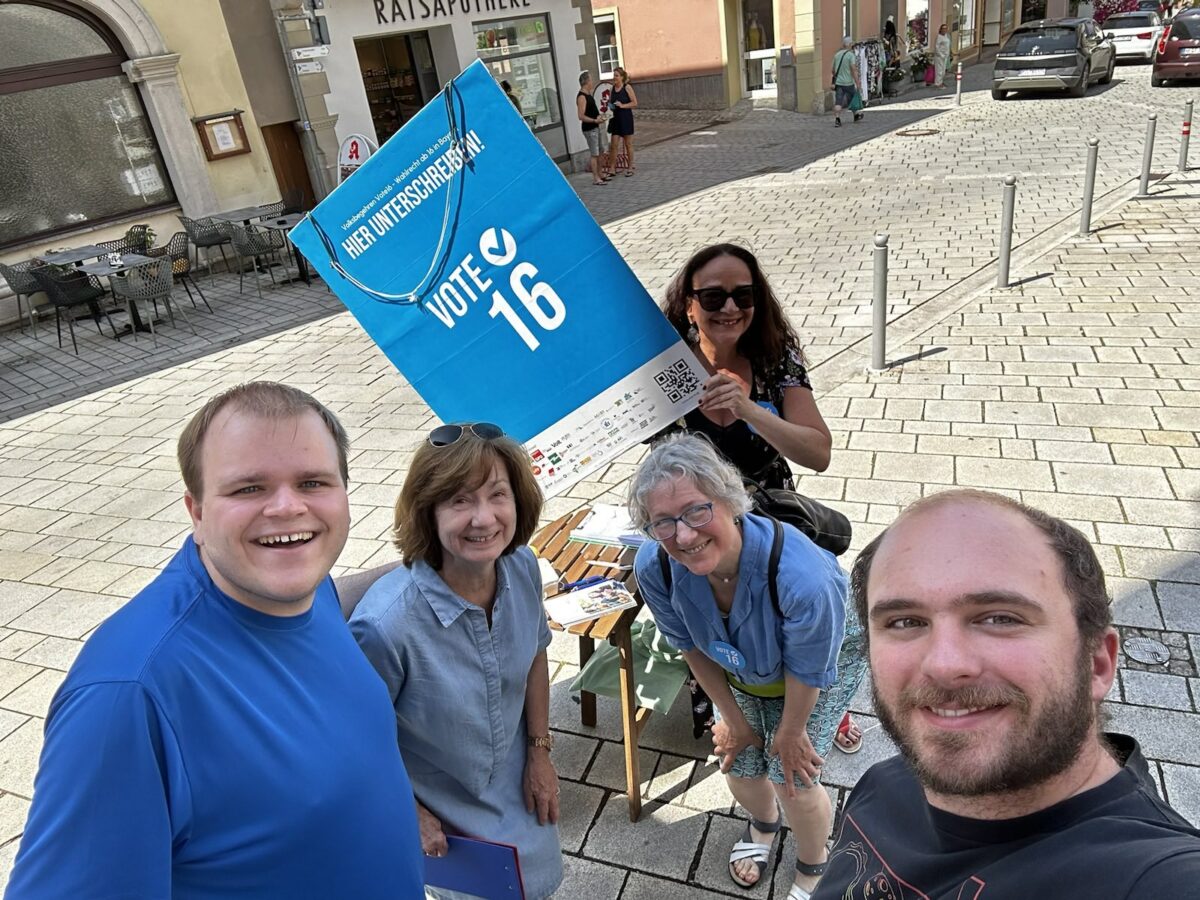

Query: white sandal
left=728, top=813, right=781, bottom=888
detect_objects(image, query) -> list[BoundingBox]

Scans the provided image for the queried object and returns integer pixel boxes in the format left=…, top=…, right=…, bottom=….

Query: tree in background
left=1092, top=0, right=1139, bottom=24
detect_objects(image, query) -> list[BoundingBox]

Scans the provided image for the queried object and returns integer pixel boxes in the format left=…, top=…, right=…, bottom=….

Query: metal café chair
left=97, top=236, right=138, bottom=256
left=109, top=260, right=194, bottom=347
left=30, top=266, right=118, bottom=354
left=0, top=260, right=43, bottom=336
left=178, top=215, right=232, bottom=282
left=147, top=232, right=213, bottom=313
left=281, top=187, right=308, bottom=214
left=217, top=222, right=278, bottom=298
left=125, top=224, right=153, bottom=254
left=258, top=201, right=286, bottom=218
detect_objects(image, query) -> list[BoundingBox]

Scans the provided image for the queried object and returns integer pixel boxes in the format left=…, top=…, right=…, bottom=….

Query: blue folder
left=423, top=835, right=524, bottom=899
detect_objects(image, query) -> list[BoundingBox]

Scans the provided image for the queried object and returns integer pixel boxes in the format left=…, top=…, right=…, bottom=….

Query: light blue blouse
left=349, top=546, right=561, bottom=899
left=634, top=512, right=848, bottom=689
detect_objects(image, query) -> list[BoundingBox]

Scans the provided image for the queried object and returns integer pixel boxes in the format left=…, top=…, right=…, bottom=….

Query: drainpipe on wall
left=275, top=10, right=331, bottom=200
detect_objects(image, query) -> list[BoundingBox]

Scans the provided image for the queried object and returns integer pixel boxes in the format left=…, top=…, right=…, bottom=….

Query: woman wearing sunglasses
left=661, top=244, right=864, bottom=754
left=629, top=435, right=865, bottom=900
left=662, top=243, right=832, bottom=492
left=348, top=423, right=562, bottom=899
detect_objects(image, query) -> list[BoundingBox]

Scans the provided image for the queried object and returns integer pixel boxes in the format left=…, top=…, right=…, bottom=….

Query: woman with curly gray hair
left=629, top=434, right=865, bottom=900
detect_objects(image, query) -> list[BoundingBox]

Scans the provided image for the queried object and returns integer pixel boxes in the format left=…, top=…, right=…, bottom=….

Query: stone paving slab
left=0, top=66, right=1198, bottom=896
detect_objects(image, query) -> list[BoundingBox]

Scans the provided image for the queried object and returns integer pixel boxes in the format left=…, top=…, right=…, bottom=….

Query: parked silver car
left=992, top=18, right=1117, bottom=99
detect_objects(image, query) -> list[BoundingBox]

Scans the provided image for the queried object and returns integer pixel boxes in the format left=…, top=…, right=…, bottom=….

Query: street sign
left=295, top=61, right=324, bottom=75
left=292, top=45, right=330, bottom=60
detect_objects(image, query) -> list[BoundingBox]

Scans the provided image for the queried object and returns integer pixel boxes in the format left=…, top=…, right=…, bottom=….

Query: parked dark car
left=992, top=18, right=1116, bottom=100
left=1153, top=12, right=1200, bottom=84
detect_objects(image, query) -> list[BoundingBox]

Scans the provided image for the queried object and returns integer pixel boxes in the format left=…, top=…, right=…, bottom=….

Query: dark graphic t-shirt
left=811, top=734, right=1200, bottom=900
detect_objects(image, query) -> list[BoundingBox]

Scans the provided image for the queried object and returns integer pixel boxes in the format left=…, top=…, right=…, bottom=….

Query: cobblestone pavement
left=0, top=64, right=1198, bottom=895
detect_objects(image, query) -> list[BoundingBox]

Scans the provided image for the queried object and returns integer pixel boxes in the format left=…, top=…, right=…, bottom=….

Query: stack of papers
left=568, top=504, right=646, bottom=548
left=544, top=579, right=638, bottom=627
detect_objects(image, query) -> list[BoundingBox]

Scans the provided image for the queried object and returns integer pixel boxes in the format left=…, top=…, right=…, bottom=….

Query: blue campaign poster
left=289, top=60, right=705, bottom=495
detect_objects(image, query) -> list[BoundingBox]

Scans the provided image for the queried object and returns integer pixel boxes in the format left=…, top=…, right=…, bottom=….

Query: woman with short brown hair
left=350, top=422, right=563, bottom=899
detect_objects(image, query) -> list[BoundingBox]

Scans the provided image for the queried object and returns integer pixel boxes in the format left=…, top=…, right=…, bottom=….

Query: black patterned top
left=660, top=349, right=813, bottom=490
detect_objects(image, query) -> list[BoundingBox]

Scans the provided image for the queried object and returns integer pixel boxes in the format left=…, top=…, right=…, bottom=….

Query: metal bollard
left=870, top=234, right=889, bottom=372
left=997, top=175, right=1017, bottom=288
left=1181, top=99, right=1193, bottom=174
left=1137, top=113, right=1158, bottom=198
left=955, top=62, right=963, bottom=107
left=1080, top=138, right=1100, bottom=238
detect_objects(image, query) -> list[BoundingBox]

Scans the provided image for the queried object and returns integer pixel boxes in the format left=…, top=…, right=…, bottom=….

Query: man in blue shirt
left=6, top=382, right=424, bottom=899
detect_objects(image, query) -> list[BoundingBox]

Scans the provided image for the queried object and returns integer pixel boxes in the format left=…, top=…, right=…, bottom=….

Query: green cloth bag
left=849, top=90, right=864, bottom=112
left=569, top=620, right=689, bottom=714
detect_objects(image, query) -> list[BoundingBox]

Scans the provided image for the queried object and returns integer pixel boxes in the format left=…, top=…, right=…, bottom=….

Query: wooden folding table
left=531, top=509, right=649, bottom=822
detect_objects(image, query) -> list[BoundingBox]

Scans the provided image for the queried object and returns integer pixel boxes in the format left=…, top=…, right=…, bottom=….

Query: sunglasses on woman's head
left=427, top=422, right=505, bottom=447
left=691, top=285, right=757, bottom=312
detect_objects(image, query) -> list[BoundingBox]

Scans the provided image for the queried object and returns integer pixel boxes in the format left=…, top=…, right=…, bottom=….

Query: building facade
left=0, top=0, right=287, bottom=265
left=598, top=0, right=1022, bottom=114
left=318, top=0, right=598, bottom=170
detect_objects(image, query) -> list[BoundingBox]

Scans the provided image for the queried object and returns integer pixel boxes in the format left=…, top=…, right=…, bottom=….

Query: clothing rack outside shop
left=852, top=39, right=886, bottom=106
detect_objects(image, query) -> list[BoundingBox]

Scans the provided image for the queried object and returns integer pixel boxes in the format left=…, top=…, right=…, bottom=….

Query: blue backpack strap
left=768, top=517, right=783, bottom=617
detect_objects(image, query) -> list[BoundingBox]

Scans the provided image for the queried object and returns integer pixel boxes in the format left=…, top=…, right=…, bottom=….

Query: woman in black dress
left=605, top=67, right=638, bottom=176
left=660, top=243, right=864, bottom=753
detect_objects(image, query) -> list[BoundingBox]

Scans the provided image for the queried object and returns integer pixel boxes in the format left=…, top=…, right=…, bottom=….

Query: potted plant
left=910, top=50, right=932, bottom=82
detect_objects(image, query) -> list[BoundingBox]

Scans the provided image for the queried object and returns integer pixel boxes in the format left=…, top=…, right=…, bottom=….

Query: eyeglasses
left=643, top=502, right=715, bottom=541
left=691, top=285, right=757, bottom=312
left=427, top=422, right=504, bottom=448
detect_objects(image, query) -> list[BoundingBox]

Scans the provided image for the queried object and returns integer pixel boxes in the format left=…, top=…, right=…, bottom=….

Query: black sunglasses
left=427, top=422, right=505, bottom=447
left=691, top=285, right=757, bottom=312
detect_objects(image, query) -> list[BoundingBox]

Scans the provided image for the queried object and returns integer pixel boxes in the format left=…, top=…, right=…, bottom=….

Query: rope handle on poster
left=302, top=75, right=474, bottom=309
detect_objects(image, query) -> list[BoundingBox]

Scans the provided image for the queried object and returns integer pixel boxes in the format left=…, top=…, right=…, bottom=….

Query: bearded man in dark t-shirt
left=811, top=489, right=1200, bottom=900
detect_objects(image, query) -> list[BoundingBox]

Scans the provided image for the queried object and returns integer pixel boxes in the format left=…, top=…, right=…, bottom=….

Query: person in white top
left=933, top=23, right=952, bottom=88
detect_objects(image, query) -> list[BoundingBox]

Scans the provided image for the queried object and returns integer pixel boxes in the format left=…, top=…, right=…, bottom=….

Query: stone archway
left=73, top=0, right=221, bottom=215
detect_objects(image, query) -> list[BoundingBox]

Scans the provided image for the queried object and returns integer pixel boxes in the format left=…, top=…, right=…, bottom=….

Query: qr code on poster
left=653, top=359, right=701, bottom=403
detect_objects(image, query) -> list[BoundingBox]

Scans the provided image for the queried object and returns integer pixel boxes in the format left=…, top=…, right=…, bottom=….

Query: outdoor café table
left=211, top=204, right=280, bottom=224
left=258, top=213, right=310, bottom=284
left=35, top=245, right=108, bottom=266
left=531, top=508, right=649, bottom=822
left=78, top=253, right=158, bottom=334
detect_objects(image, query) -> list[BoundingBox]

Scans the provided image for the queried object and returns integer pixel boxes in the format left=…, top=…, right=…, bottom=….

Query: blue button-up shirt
left=634, top=513, right=848, bottom=689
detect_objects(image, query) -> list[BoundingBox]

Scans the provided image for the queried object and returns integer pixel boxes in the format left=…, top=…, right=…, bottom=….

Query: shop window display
left=474, top=15, right=562, bottom=130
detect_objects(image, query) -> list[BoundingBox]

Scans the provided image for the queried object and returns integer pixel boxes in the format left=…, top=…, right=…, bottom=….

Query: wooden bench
left=531, top=509, right=648, bottom=822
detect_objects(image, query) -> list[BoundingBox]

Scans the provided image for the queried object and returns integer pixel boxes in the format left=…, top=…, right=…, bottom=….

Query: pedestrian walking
left=606, top=67, right=638, bottom=176
left=933, top=24, right=951, bottom=88
left=831, top=37, right=862, bottom=126
left=577, top=70, right=610, bottom=186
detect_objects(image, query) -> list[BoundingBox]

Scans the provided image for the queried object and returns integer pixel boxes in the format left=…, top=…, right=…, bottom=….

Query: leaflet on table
left=567, top=503, right=646, bottom=548
left=287, top=60, right=706, bottom=498
left=544, top=579, right=638, bottom=627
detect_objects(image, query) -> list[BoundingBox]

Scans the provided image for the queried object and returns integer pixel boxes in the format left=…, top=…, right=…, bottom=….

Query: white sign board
left=292, top=45, right=330, bottom=60
left=295, top=61, right=324, bottom=75
left=336, top=133, right=377, bottom=185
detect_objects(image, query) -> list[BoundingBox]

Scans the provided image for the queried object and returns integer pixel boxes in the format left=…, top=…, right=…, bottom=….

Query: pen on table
left=561, top=575, right=608, bottom=591
left=586, top=560, right=633, bottom=571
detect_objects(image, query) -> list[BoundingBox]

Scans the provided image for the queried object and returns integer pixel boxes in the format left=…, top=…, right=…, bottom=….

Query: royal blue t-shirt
left=6, top=537, right=424, bottom=899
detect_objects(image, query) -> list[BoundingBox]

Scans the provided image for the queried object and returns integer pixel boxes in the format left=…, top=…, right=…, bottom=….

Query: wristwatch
left=528, top=734, right=554, bottom=751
